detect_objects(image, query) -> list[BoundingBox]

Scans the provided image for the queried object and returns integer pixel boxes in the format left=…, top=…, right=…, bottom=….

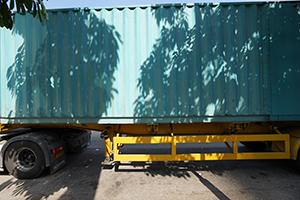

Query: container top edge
left=11, top=1, right=297, bottom=14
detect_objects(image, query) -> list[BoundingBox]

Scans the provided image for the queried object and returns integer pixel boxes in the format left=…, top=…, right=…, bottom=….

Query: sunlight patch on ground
left=41, top=187, right=68, bottom=200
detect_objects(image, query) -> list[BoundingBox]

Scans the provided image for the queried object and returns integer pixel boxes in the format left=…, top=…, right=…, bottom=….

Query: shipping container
left=1, top=2, right=299, bottom=124
left=1, top=2, right=300, bottom=179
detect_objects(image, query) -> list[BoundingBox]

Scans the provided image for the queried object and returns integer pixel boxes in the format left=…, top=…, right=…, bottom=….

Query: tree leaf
left=33, top=2, right=37, bottom=17
left=9, top=0, right=14, bottom=10
left=40, top=2, right=48, bottom=20
left=37, top=3, right=42, bottom=22
left=21, top=4, right=26, bottom=15
left=24, top=0, right=32, bottom=12
left=0, top=19, right=4, bottom=27
left=16, top=1, right=21, bottom=13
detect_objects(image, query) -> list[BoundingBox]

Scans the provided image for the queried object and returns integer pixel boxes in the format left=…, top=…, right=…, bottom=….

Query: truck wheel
left=240, top=141, right=267, bottom=151
left=4, top=141, right=45, bottom=179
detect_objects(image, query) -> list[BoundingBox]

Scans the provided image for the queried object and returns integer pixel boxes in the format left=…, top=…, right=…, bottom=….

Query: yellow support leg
left=101, top=127, right=115, bottom=165
left=171, top=133, right=176, bottom=156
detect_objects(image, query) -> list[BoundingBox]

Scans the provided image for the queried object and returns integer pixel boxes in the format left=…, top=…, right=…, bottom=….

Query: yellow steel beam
left=114, top=152, right=290, bottom=162
left=1, top=121, right=298, bottom=135
left=114, top=134, right=288, bottom=144
left=113, top=134, right=290, bottom=162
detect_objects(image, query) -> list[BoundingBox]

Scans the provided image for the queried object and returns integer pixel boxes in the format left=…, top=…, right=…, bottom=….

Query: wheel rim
left=14, top=147, right=36, bottom=172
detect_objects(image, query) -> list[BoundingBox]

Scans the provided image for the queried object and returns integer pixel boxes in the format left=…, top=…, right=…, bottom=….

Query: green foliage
left=0, top=0, right=48, bottom=29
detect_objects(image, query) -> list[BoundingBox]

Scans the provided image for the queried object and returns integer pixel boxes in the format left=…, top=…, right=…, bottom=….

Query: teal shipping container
left=0, top=2, right=300, bottom=124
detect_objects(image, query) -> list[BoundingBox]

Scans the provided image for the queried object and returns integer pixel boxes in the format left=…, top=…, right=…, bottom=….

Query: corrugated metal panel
left=0, top=2, right=299, bottom=124
left=269, top=3, right=300, bottom=119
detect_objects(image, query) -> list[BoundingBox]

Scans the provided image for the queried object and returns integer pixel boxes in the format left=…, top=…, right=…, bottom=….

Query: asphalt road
left=0, top=131, right=300, bottom=200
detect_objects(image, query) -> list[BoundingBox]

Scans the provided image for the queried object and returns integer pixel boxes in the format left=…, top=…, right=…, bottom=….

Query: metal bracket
left=231, top=123, right=249, bottom=132
left=100, top=127, right=111, bottom=139
left=147, top=124, right=158, bottom=134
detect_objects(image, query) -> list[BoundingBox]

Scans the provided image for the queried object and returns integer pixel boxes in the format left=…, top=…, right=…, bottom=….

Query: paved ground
left=1, top=131, right=300, bottom=200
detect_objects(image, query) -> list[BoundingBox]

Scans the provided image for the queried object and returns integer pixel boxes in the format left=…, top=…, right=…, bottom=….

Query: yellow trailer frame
left=2, top=122, right=298, bottom=163
left=113, top=134, right=290, bottom=162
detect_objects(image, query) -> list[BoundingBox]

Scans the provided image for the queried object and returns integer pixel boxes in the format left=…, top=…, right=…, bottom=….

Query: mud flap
left=50, top=153, right=67, bottom=174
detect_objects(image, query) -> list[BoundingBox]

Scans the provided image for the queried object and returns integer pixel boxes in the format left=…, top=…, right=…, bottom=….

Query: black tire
left=240, top=141, right=267, bottom=151
left=4, top=141, right=45, bottom=179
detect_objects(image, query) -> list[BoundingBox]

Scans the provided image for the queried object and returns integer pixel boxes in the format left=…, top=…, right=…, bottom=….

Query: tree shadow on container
left=6, top=9, right=121, bottom=121
left=134, top=4, right=270, bottom=123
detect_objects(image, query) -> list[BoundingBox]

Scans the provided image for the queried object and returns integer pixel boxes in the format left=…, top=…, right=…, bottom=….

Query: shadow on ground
left=0, top=148, right=105, bottom=200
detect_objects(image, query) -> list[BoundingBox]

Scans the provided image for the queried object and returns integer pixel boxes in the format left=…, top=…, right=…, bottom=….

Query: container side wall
left=269, top=3, right=300, bottom=120
left=133, top=4, right=271, bottom=123
left=1, top=3, right=299, bottom=124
